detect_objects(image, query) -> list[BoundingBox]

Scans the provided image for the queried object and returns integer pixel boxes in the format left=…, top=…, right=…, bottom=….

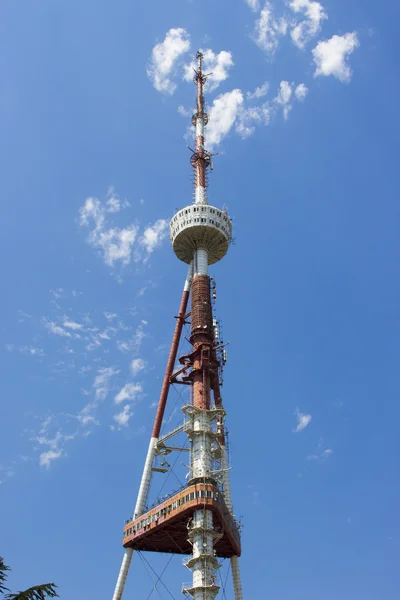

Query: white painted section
left=194, top=248, right=208, bottom=275
left=187, top=509, right=218, bottom=600
left=220, top=445, right=233, bottom=514
left=184, top=386, right=219, bottom=598
left=112, top=549, right=133, bottom=600
left=196, top=117, right=204, bottom=138
left=184, top=261, right=193, bottom=292
left=192, top=413, right=212, bottom=479
left=134, top=436, right=158, bottom=517
left=195, top=186, right=207, bottom=205
left=231, top=556, right=244, bottom=600
left=112, top=436, right=158, bottom=600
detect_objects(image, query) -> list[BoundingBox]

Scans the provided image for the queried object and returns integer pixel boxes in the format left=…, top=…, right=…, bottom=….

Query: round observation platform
left=170, top=204, right=232, bottom=265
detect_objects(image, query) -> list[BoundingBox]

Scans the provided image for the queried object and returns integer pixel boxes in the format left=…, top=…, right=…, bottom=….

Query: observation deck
left=170, top=205, right=232, bottom=265
left=122, top=483, right=241, bottom=558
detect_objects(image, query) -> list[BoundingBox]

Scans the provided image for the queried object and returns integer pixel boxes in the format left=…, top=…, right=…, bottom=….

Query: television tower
left=112, top=51, right=243, bottom=600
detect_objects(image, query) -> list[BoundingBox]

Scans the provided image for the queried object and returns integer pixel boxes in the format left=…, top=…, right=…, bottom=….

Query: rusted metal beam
left=151, top=267, right=192, bottom=438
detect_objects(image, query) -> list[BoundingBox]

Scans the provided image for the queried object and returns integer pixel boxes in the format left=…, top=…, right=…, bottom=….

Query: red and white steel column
left=184, top=249, right=220, bottom=600
left=193, top=51, right=208, bottom=206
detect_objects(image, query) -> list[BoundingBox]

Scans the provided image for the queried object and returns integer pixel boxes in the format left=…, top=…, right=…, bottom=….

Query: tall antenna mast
left=111, top=50, right=243, bottom=600
left=191, top=50, right=213, bottom=206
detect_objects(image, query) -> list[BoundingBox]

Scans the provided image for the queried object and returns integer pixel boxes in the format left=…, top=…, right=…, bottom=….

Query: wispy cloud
left=19, top=346, right=45, bottom=356
left=45, top=320, right=77, bottom=338
left=32, top=424, right=77, bottom=470
left=295, top=82, right=308, bottom=100
left=0, top=464, right=16, bottom=485
left=93, top=366, right=120, bottom=401
left=79, top=189, right=168, bottom=268
left=275, top=80, right=293, bottom=120
left=289, top=0, right=327, bottom=49
left=245, top=0, right=260, bottom=11
left=252, top=2, right=288, bottom=55
left=247, top=82, right=269, bottom=100
left=114, top=382, right=142, bottom=404
left=104, top=312, right=118, bottom=321
left=307, top=439, right=333, bottom=461
left=39, top=449, right=63, bottom=468
left=205, top=79, right=308, bottom=147
left=147, top=28, right=191, bottom=94
left=177, top=105, right=192, bottom=117
left=113, top=404, right=133, bottom=428
left=313, top=32, right=359, bottom=82
left=139, top=220, right=168, bottom=255
left=130, top=358, right=146, bottom=377
left=63, top=319, right=84, bottom=331
left=294, top=407, right=312, bottom=432
left=79, top=194, right=138, bottom=267
left=117, top=320, right=147, bottom=354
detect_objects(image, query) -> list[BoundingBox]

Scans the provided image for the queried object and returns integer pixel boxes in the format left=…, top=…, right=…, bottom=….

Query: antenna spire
left=190, top=50, right=213, bottom=205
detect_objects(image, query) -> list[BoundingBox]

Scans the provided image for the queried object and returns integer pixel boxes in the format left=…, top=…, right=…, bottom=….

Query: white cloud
left=116, top=340, right=133, bottom=353
left=294, top=407, right=312, bottom=432
left=79, top=191, right=167, bottom=267
left=290, top=0, right=327, bottom=49
left=115, top=382, right=142, bottom=404
left=106, top=196, right=121, bottom=213
left=205, top=79, right=306, bottom=145
left=183, top=49, right=234, bottom=92
left=247, top=82, right=269, bottom=100
left=49, top=288, right=64, bottom=300
left=307, top=440, right=333, bottom=461
left=273, top=80, right=308, bottom=119
left=295, top=82, right=308, bottom=100
left=253, top=2, right=288, bottom=54
left=113, top=405, right=133, bottom=428
left=76, top=414, right=98, bottom=426
left=93, top=366, right=119, bottom=401
left=207, top=89, right=244, bottom=149
left=276, top=80, right=293, bottom=104
left=20, top=346, right=45, bottom=356
left=45, top=321, right=74, bottom=338
left=312, top=32, right=359, bottom=82
left=63, top=319, right=83, bottom=330
left=178, top=105, right=191, bottom=117
left=139, top=219, right=168, bottom=254
left=275, top=80, right=293, bottom=120
left=236, top=104, right=271, bottom=139
left=104, top=312, right=118, bottom=320
left=117, top=321, right=147, bottom=354
left=147, top=28, right=191, bottom=94
left=79, top=195, right=140, bottom=267
left=33, top=428, right=77, bottom=469
left=98, top=225, right=139, bottom=267
left=130, top=358, right=146, bottom=376
left=39, top=449, right=63, bottom=468
left=245, top=0, right=260, bottom=11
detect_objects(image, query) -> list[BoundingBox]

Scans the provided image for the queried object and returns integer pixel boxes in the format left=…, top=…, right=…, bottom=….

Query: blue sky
left=1, top=0, right=399, bottom=598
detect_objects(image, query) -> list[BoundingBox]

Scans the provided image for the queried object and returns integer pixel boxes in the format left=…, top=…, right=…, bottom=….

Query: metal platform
left=123, top=483, right=241, bottom=558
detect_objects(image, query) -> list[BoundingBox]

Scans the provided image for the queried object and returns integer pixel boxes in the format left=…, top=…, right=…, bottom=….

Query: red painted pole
left=151, top=279, right=191, bottom=438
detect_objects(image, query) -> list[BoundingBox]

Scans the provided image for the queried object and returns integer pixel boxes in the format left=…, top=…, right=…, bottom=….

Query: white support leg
left=112, top=549, right=133, bottom=600
left=231, top=556, right=243, bottom=600
left=112, top=436, right=158, bottom=600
